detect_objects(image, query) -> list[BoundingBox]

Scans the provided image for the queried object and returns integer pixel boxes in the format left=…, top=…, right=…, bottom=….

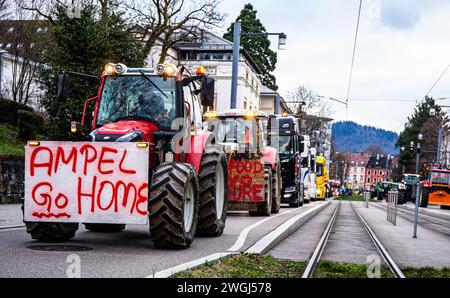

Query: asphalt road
left=0, top=202, right=324, bottom=278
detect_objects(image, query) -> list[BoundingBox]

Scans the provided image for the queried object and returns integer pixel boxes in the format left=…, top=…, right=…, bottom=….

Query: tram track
left=302, top=201, right=405, bottom=278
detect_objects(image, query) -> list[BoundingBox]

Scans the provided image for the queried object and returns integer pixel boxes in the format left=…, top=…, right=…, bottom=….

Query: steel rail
left=351, top=203, right=405, bottom=278
left=301, top=202, right=340, bottom=278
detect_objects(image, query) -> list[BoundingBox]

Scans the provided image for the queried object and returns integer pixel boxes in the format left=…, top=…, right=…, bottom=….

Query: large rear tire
left=149, top=163, right=199, bottom=249
left=250, top=167, right=272, bottom=217
left=271, top=162, right=282, bottom=214
left=84, top=224, right=126, bottom=233
left=26, top=222, right=79, bottom=242
left=420, top=187, right=430, bottom=208
left=196, top=145, right=228, bottom=237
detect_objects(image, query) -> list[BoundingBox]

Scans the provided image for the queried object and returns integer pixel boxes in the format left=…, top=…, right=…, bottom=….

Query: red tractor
left=23, top=63, right=228, bottom=249
left=205, top=110, right=281, bottom=216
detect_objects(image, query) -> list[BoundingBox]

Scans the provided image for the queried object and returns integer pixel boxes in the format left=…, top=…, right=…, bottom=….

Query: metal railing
left=386, top=191, right=398, bottom=226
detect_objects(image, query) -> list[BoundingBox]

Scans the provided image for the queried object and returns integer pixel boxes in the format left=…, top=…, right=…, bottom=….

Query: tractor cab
left=205, top=109, right=282, bottom=216
left=421, top=165, right=450, bottom=209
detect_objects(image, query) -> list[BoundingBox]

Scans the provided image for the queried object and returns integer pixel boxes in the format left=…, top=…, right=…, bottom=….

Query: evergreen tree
left=224, top=4, right=278, bottom=91
left=396, top=97, right=448, bottom=174
left=38, top=3, right=145, bottom=140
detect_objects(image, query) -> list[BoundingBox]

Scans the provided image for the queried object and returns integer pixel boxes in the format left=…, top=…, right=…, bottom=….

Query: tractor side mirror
left=57, top=73, right=70, bottom=100
left=201, top=77, right=215, bottom=107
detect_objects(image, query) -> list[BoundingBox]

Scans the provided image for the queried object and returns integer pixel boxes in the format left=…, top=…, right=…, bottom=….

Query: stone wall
left=0, top=155, right=24, bottom=204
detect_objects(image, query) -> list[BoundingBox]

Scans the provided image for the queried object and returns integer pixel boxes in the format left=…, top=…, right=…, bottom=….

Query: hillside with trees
left=332, top=121, right=399, bottom=155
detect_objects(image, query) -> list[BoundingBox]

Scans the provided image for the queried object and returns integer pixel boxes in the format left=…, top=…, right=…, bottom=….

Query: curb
left=245, top=201, right=331, bottom=254
left=148, top=252, right=238, bottom=278
left=0, top=224, right=25, bottom=230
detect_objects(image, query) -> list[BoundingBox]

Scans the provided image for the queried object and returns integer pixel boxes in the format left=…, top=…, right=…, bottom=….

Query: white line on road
left=0, top=225, right=25, bottom=231
left=227, top=207, right=307, bottom=252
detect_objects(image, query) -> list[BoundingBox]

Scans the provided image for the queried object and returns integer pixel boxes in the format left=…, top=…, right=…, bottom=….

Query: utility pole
left=437, top=127, right=443, bottom=163
left=413, top=133, right=422, bottom=239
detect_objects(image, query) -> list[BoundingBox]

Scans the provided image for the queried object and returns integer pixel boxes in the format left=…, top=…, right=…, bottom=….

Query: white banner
left=24, top=142, right=149, bottom=224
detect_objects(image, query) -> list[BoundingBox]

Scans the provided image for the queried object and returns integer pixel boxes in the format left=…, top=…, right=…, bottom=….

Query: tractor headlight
left=285, top=186, right=296, bottom=193
left=105, top=63, right=116, bottom=75
left=116, top=131, right=144, bottom=142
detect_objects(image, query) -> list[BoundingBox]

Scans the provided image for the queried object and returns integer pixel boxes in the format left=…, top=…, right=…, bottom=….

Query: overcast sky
left=217, top=0, right=450, bottom=133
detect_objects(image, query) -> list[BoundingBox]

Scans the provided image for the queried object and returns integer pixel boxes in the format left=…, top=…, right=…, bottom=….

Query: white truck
left=300, top=136, right=317, bottom=203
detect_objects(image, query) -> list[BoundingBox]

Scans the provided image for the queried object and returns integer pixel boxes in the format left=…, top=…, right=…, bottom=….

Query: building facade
left=345, top=153, right=371, bottom=190
left=259, top=85, right=292, bottom=115
left=141, top=29, right=263, bottom=112
left=365, top=155, right=395, bottom=190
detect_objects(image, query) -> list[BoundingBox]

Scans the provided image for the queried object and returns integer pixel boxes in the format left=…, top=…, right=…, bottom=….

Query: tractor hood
left=94, top=120, right=158, bottom=142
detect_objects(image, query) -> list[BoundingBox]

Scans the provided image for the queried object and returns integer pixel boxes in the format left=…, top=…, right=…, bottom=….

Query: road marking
left=227, top=206, right=310, bottom=252
left=246, top=201, right=330, bottom=255
left=148, top=252, right=238, bottom=278
left=0, top=225, right=25, bottom=231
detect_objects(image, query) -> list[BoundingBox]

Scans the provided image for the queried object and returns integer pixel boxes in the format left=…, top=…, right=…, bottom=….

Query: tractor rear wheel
left=84, top=224, right=126, bottom=233
left=196, top=145, right=228, bottom=237
left=420, top=187, right=430, bottom=208
left=149, top=163, right=199, bottom=249
left=271, top=162, right=282, bottom=214
left=26, top=222, right=79, bottom=242
left=249, top=167, right=272, bottom=217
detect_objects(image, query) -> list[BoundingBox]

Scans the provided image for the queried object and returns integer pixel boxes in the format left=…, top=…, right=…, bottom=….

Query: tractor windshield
left=429, top=171, right=450, bottom=185
left=278, top=136, right=294, bottom=155
left=97, top=75, right=176, bottom=129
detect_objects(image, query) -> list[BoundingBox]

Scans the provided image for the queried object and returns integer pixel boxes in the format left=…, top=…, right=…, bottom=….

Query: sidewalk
left=0, top=204, right=24, bottom=228
left=357, top=201, right=450, bottom=269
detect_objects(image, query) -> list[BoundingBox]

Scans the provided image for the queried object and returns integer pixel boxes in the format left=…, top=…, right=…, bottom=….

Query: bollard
left=365, top=192, right=370, bottom=209
left=413, top=183, right=421, bottom=239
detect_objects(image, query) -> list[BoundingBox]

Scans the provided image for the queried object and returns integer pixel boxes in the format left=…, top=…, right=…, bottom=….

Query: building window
left=379, top=178, right=382, bottom=183
left=368, top=170, right=371, bottom=175
left=373, top=178, right=377, bottom=183
left=367, top=178, right=370, bottom=183
left=380, top=171, right=384, bottom=176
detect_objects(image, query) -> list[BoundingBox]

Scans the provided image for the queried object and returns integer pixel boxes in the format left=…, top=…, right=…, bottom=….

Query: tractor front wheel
left=196, top=145, right=228, bottom=237
left=149, top=163, right=199, bottom=249
left=249, top=167, right=272, bottom=217
left=271, top=162, right=282, bottom=214
left=25, top=222, right=79, bottom=242
left=420, top=187, right=430, bottom=208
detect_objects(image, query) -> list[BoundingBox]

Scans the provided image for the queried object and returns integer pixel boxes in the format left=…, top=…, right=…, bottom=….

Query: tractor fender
left=261, top=146, right=277, bottom=170
left=186, top=129, right=216, bottom=173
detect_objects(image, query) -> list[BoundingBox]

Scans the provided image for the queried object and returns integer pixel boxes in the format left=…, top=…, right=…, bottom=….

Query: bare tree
left=287, top=85, right=334, bottom=137
left=0, top=0, right=11, bottom=19
left=2, top=2, right=50, bottom=106
left=125, top=0, right=225, bottom=65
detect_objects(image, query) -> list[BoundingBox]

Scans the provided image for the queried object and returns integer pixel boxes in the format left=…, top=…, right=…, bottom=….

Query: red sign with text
left=24, top=142, right=149, bottom=224
left=228, top=159, right=265, bottom=203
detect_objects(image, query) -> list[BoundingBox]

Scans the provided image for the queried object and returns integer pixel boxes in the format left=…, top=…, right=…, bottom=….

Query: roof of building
left=345, top=152, right=371, bottom=167
left=367, top=155, right=394, bottom=169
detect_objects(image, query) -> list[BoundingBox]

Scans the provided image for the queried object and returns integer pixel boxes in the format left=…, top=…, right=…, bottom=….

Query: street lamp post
left=413, top=133, right=423, bottom=239
left=230, top=21, right=287, bottom=109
